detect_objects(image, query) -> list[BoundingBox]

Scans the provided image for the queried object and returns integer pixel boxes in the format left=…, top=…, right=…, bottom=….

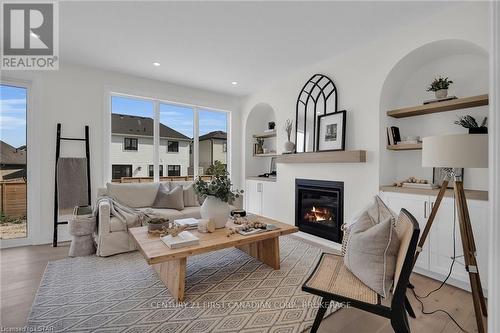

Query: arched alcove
left=379, top=39, right=489, bottom=189
left=245, top=103, right=277, bottom=178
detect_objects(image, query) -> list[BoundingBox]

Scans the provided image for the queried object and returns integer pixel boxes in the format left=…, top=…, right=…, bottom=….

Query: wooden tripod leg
left=413, top=180, right=449, bottom=267
left=454, top=181, right=487, bottom=333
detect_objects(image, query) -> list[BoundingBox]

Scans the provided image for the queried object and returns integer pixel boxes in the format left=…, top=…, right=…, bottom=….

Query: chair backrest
left=391, top=208, right=420, bottom=308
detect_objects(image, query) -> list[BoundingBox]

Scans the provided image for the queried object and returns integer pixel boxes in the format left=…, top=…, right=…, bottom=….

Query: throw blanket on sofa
left=94, top=196, right=149, bottom=230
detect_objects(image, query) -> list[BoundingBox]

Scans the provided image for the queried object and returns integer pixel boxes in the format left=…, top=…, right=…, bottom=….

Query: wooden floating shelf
left=387, top=94, right=488, bottom=118
left=275, top=150, right=366, bottom=164
left=386, top=143, right=422, bottom=151
left=253, top=130, right=276, bottom=139
left=380, top=185, right=488, bottom=201
left=253, top=153, right=278, bottom=157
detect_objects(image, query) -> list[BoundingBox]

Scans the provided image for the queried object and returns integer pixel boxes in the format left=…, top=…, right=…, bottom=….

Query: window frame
left=149, top=164, right=163, bottom=177
left=107, top=91, right=231, bottom=183
left=123, top=137, right=138, bottom=151
left=167, top=140, right=179, bottom=153
left=112, top=164, right=133, bottom=180
left=167, top=164, right=181, bottom=177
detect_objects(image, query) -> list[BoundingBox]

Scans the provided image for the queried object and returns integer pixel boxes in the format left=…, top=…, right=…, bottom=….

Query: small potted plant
left=426, top=76, right=453, bottom=99
left=454, top=115, right=488, bottom=134
left=255, top=137, right=264, bottom=154
left=194, top=161, right=243, bottom=228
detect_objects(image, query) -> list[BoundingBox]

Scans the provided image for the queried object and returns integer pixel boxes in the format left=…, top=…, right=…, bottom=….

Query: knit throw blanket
left=94, top=196, right=150, bottom=230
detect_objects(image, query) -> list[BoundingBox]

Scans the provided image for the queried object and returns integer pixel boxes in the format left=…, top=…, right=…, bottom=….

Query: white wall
left=241, top=2, right=490, bottom=245
left=110, top=135, right=191, bottom=178
left=3, top=63, right=240, bottom=245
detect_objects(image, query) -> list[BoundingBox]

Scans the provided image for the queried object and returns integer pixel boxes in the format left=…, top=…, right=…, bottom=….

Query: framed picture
left=432, top=167, right=464, bottom=188
left=316, top=110, right=346, bottom=151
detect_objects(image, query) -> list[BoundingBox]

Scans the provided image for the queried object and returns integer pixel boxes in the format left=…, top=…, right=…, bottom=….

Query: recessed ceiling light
left=152, top=62, right=161, bottom=67
left=231, top=81, right=238, bottom=85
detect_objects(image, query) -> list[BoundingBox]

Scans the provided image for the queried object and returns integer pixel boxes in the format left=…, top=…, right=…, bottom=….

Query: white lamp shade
left=422, top=134, right=488, bottom=168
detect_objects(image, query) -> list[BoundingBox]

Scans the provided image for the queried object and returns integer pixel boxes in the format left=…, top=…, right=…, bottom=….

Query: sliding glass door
left=0, top=84, right=28, bottom=240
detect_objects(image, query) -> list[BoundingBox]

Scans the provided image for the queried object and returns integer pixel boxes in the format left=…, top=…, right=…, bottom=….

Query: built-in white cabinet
left=245, top=179, right=279, bottom=220
left=380, top=190, right=489, bottom=292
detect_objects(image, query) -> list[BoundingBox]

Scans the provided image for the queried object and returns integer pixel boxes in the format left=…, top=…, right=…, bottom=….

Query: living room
left=1, top=1, right=499, bottom=332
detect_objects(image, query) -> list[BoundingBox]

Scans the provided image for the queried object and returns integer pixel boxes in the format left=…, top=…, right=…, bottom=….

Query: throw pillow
left=169, top=181, right=201, bottom=207
left=152, top=184, right=185, bottom=210
left=344, top=211, right=400, bottom=298
left=106, top=182, right=160, bottom=208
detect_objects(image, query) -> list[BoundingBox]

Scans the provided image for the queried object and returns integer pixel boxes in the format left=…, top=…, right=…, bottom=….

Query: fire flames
left=304, top=206, right=333, bottom=222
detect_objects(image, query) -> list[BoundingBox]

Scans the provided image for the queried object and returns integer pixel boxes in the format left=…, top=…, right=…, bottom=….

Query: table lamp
left=416, top=133, right=488, bottom=333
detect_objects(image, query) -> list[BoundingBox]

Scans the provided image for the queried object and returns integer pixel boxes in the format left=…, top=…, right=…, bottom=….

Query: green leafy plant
left=194, top=161, right=243, bottom=203
left=426, top=76, right=453, bottom=92
left=454, top=115, right=488, bottom=129
left=205, top=160, right=227, bottom=176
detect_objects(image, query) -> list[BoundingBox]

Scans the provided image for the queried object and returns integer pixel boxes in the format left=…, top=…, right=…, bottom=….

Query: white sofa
left=95, top=181, right=242, bottom=257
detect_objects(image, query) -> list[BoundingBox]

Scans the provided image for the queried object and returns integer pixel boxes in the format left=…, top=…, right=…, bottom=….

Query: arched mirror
left=295, top=74, right=338, bottom=153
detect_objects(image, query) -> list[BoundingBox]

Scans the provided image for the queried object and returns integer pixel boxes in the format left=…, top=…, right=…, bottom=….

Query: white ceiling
left=60, top=1, right=457, bottom=96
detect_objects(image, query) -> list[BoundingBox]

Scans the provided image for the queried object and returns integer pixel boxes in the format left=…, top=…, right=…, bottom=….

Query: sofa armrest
left=98, top=200, right=111, bottom=234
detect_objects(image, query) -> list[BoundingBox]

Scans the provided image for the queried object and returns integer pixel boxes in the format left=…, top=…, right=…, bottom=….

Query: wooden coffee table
left=129, top=216, right=298, bottom=301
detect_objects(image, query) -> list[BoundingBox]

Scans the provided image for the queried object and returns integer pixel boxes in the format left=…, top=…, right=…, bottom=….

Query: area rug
left=27, top=236, right=341, bottom=332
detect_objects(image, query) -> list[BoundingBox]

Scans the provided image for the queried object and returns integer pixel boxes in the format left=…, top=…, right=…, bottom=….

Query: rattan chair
left=302, top=208, right=420, bottom=333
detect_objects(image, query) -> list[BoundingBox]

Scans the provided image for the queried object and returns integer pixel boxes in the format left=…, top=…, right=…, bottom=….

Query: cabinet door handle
left=424, top=201, right=427, bottom=219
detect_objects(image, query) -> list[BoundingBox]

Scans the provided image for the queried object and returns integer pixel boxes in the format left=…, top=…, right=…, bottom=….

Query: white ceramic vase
left=200, top=196, right=231, bottom=228
left=284, top=141, right=295, bottom=153
left=435, top=89, right=448, bottom=99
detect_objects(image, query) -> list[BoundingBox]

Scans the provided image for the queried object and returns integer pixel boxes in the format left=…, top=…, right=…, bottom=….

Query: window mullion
left=153, top=101, right=160, bottom=182
left=194, top=108, right=199, bottom=179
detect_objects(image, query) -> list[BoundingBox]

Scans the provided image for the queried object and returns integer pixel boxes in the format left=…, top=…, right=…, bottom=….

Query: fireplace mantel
left=276, top=150, right=366, bottom=164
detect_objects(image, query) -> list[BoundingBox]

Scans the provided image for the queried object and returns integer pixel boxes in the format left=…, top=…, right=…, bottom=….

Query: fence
left=0, top=181, right=27, bottom=217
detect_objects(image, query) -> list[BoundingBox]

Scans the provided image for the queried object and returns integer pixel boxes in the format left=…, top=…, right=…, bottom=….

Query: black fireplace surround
left=295, top=179, right=344, bottom=243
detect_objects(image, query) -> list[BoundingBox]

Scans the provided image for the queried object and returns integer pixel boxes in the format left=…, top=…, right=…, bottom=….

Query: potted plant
left=454, top=115, right=488, bottom=134
left=255, top=138, right=264, bottom=154
left=426, top=76, right=453, bottom=99
left=194, top=161, right=243, bottom=228
left=284, top=119, right=295, bottom=153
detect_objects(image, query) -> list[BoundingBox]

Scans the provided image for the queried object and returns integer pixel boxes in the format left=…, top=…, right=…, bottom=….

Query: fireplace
left=295, top=179, right=343, bottom=243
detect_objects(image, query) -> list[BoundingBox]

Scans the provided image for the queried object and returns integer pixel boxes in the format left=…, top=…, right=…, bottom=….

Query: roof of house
left=199, top=131, right=227, bottom=141
left=0, top=141, right=26, bottom=165
left=111, top=113, right=190, bottom=140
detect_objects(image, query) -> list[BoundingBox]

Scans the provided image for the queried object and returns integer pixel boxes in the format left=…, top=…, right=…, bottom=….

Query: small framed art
left=316, top=110, right=346, bottom=151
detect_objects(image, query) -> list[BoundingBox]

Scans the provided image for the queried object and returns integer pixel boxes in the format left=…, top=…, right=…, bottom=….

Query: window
left=124, top=137, right=138, bottom=151
left=111, top=96, right=153, bottom=181
left=112, top=165, right=132, bottom=180
left=199, top=109, right=228, bottom=175
left=110, top=94, right=230, bottom=181
left=168, top=165, right=181, bottom=176
left=167, top=141, right=179, bottom=152
left=149, top=165, right=163, bottom=177
left=0, top=84, right=28, bottom=240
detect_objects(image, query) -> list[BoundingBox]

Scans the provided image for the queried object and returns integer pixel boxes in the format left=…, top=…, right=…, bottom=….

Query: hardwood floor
left=0, top=243, right=481, bottom=332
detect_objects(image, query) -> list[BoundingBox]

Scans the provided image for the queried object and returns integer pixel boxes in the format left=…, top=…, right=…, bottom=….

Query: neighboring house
left=0, top=141, right=27, bottom=181
left=111, top=114, right=191, bottom=180
left=197, top=131, right=227, bottom=172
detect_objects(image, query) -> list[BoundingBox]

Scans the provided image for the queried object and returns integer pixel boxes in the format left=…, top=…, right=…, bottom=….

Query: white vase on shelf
left=200, top=196, right=231, bottom=229
left=435, top=89, right=448, bottom=99
left=284, top=141, right=295, bottom=153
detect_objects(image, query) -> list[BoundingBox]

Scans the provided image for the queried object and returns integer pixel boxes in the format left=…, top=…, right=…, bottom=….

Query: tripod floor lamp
left=415, top=133, right=488, bottom=333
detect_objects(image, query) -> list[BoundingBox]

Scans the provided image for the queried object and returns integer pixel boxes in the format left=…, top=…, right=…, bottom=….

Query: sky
left=111, top=96, right=227, bottom=138
left=0, top=84, right=27, bottom=148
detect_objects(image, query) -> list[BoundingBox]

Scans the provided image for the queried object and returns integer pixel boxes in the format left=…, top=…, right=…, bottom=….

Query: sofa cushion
left=106, top=182, right=160, bottom=208
left=109, top=216, right=127, bottom=232
left=152, top=184, right=184, bottom=210
left=344, top=210, right=400, bottom=298
left=169, top=181, right=201, bottom=207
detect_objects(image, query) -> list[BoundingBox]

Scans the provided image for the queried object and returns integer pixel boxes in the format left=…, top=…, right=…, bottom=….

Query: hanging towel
left=57, top=157, right=89, bottom=210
